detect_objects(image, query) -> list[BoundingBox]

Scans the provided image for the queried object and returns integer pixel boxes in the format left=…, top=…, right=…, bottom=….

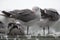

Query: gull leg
left=43, top=27, right=45, bottom=36
left=48, top=26, right=50, bottom=34
left=27, top=26, right=29, bottom=35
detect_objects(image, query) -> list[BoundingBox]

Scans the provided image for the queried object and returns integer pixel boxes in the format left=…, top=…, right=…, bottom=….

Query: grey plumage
left=2, top=9, right=37, bottom=22
left=41, top=8, right=59, bottom=21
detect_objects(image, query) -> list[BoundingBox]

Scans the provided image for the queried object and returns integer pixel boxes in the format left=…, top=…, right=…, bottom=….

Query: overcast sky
left=0, top=0, right=60, bottom=14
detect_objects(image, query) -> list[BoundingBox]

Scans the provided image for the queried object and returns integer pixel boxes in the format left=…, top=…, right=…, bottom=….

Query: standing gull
left=2, top=7, right=41, bottom=35
left=38, top=8, right=59, bottom=35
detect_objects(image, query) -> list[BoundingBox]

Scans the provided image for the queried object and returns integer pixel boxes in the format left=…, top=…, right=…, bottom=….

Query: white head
left=32, top=6, right=41, bottom=19
left=32, top=7, right=40, bottom=12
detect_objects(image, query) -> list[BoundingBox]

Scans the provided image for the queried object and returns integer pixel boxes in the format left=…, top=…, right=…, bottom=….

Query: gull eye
left=10, top=15, right=13, bottom=17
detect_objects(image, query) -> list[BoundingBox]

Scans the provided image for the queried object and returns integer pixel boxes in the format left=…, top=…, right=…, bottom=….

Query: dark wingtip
left=2, top=11, right=11, bottom=17
left=2, top=11, right=7, bottom=13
